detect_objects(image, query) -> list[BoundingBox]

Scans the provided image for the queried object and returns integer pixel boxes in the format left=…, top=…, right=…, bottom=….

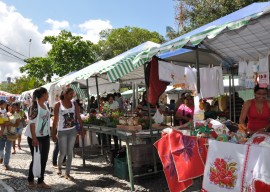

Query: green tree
left=20, top=57, right=53, bottom=82
left=97, top=26, right=165, bottom=60
left=169, top=0, right=268, bottom=39
left=20, top=30, right=100, bottom=82
left=0, top=76, right=44, bottom=94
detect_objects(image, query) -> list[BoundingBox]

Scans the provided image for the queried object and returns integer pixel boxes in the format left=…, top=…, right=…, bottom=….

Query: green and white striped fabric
left=104, top=11, right=264, bottom=82
left=70, top=83, right=86, bottom=99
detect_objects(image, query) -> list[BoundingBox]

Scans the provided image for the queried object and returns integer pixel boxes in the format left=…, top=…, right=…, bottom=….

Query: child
left=0, top=100, right=9, bottom=133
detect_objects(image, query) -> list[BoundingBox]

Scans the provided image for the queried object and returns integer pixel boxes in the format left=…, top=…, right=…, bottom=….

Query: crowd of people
left=0, top=83, right=269, bottom=189
left=0, top=87, right=85, bottom=189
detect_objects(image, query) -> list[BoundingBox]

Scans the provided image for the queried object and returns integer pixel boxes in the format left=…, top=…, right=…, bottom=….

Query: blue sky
left=1, top=0, right=176, bottom=36
left=0, top=0, right=177, bottom=81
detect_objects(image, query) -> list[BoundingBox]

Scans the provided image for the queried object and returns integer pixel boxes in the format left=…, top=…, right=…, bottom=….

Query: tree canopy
left=0, top=76, right=44, bottom=94
left=97, top=26, right=165, bottom=60
left=20, top=27, right=165, bottom=82
left=20, top=30, right=100, bottom=82
left=167, top=0, right=268, bottom=39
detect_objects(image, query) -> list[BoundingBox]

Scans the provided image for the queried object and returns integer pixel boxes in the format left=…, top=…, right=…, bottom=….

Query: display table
left=82, top=124, right=163, bottom=191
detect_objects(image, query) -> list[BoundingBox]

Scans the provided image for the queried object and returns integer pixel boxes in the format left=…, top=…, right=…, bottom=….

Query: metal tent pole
left=231, top=71, right=236, bottom=122
left=229, top=76, right=232, bottom=120
left=86, top=79, right=91, bottom=114
left=95, top=75, right=100, bottom=111
left=82, top=78, right=92, bottom=167
left=195, top=46, right=200, bottom=94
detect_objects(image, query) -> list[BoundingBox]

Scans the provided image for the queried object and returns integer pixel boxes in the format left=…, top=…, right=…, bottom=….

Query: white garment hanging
left=238, top=61, right=248, bottom=87
left=158, top=60, right=185, bottom=84
left=199, top=66, right=224, bottom=98
left=185, top=67, right=197, bottom=91
left=212, top=66, right=224, bottom=96
left=200, top=68, right=217, bottom=98
left=258, top=56, right=269, bottom=87
left=245, top=61, right=258, bottom=89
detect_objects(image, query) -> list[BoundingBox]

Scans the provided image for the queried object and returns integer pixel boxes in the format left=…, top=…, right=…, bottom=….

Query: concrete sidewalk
left=0, top=179, right=14, bottom=192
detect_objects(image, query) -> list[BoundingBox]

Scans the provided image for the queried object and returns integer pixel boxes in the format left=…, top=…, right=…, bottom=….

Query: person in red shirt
left=239, top=84, right=270, bottom=134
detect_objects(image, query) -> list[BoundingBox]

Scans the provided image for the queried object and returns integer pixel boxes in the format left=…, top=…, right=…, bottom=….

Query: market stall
left=87, top=3, right=270, bottom=191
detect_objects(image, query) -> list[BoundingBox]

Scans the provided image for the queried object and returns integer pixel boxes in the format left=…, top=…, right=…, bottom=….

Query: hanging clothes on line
left=200, top=68, right=217, bottom=98
left=158, top=60, right=185, bottom=85
left=200, top=66, right=224, bottom=98
left=245, top=61, right=258, bottom=89
left=238, top=61, right=248, bottom=87
left=185, top=67, right=197, bottom=92
left=212, top=66, right=224, bottom=96
left=258, top=55, right=270, bottom=88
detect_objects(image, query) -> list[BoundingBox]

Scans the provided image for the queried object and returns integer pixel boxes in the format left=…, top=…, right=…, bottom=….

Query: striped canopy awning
left=70, top=83, right=86, bottom=99
left=102, top=2, right=270, bottom=82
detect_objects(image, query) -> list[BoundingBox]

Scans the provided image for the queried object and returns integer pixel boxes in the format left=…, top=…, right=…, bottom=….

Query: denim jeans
left=52, top=141, right=66, bottom=165
left=0, top=136, right=12, bottom=165
left=58, top=128, right=77, bottom=175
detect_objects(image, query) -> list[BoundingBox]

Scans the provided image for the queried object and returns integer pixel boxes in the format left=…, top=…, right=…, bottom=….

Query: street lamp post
left=29, top=39, right=32, bottom=58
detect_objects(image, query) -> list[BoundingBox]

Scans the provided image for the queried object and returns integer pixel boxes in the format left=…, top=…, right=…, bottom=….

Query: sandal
left=28, top=182, right=36, bottom=189
left=37, top=182, right=51, bottom=189
left=64, top=174, right=74, bottom=181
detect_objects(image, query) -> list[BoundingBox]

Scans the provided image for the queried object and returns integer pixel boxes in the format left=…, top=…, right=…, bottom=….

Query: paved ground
left=0, top=131, right=202, bottom=192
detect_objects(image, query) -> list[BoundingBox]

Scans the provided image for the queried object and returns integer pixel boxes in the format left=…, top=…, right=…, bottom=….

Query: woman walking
left=52, top=87, right=83, bottom=180
left=25, top=87, right=51, bottom=189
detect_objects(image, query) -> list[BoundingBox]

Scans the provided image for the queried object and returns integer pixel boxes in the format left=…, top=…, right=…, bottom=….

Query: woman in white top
left=52, top=87, right=83, bottom=181
left=25, top=87, right=51, bottom=189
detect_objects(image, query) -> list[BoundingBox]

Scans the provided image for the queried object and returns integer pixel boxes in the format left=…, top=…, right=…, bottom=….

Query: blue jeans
left=0, top=136, right=12, bottom=165
left=52, top=141, right=66, bottom=166
left=58, top=128, right=77, bottom=175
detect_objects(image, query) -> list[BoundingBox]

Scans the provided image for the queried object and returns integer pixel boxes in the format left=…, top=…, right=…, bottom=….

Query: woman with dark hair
left=25, top=87, right=51, bottom=189
left=52, top=87, right=83, bottom=181
left=106, top=93, right=119, bottom=112
left=0, top=102, right=20, bottom=170
left=175, top=93, right=194, bottom=128
left=239, top=84, right=270, bottom=134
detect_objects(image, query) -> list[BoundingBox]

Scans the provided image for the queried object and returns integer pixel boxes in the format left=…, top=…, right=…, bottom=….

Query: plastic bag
left=33, top=146, right=41, bottom=178
left=153, top=109, right=164, bottom=124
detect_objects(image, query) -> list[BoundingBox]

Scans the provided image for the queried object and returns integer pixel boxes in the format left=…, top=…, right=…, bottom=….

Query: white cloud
left=46, top=18, right=69, bottom=30
left=43, top=18, right=70, bottom=37
left=0, top=2, right=113, bottom=82
left=0, top=1, right=49, bottom=82
left=78, top=19, right=112, bottom=43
